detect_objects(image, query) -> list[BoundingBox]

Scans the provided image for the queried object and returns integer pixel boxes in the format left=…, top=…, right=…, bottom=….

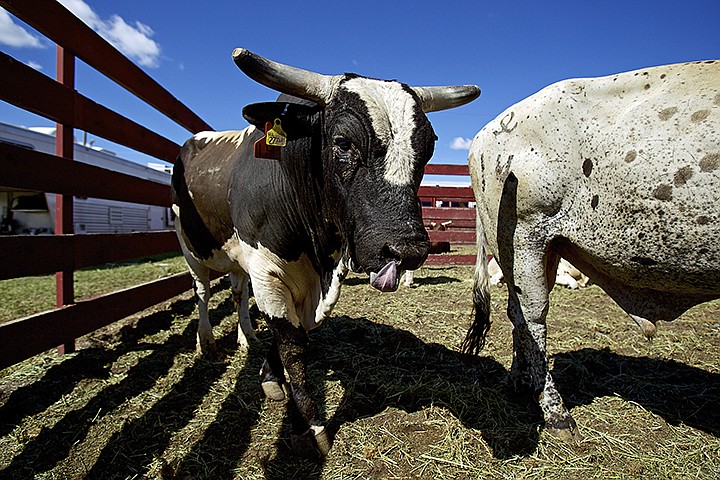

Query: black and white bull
left=462, top=60, right=719, bottom=441
left=171, top=48, right=480, bottom=454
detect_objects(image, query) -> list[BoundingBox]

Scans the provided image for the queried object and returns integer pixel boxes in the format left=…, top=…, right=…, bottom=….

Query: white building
left=0, top=122, right=173, bottom=235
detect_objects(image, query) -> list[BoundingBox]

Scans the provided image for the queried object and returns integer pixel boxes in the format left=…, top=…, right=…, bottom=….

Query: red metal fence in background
left=0, top=0, right=211, bottom=369
left=421, top=164, right=477, bottom=266
left=0, top=0, right=477, bottom=369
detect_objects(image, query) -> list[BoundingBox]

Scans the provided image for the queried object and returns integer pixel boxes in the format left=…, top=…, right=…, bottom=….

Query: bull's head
left=233, top=48, right=480, bottom=291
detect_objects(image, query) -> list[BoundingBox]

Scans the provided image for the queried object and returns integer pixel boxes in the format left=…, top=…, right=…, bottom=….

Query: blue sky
left=1, top=0, right=719, bottom=174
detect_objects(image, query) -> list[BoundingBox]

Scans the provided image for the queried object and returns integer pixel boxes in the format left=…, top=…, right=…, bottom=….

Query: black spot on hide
left=630, top=256, right=658, bottom=266
left=652, top=184, right=673, bottom=201
left=700, top=153, right=719, bottom=172
left=658, top=107, right=678, bottom=121
left=673, top=166, right=694, bottom=187
left=690, top=110, right=710, bottom=123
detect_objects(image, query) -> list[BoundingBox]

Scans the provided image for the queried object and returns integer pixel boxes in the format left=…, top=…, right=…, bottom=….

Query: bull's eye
left=334, top=137, right=352, bottom=152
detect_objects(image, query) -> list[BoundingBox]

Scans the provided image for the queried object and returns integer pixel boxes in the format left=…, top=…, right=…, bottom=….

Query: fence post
left=55, top=45, right=75, bottom=355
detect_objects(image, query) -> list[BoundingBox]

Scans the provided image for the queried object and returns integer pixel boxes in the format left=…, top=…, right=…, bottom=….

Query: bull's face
left=233, top=48, right=480, bottom=291
left=323, top=78, right=435, bottom=290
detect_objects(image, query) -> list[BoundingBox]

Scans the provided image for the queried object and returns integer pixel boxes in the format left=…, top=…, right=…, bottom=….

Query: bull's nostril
left=382, top=244, right=402, bottom=261
left=382, top=242, right=430, bottom=271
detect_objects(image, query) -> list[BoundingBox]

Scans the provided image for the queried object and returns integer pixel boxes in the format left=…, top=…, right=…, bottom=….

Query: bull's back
left=471, top=60, right=720, bottom=294
left=172, top=128, right=260, bottom=262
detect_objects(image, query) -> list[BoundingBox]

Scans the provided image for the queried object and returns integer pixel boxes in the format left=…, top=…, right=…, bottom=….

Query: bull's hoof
left=237, top=334, right=259, bottom=351
left=261, top=380, right=287, bottom=401
left=290, top=426, right=331, bottom=457
left=196, top=340, right=217, bottom=356
left=546, top=416, right=582, bottom=443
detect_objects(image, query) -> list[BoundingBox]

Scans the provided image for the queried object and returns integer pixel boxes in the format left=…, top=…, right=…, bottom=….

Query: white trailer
left=0, top=122, right=173, bottom=235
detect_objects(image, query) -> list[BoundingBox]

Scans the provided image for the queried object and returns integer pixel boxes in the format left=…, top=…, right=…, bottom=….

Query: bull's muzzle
left=369, top=240, right=429, bottom=292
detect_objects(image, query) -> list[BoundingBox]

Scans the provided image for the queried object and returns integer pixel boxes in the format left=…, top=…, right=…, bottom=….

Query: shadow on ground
left=553, top=347, right=720, bottom=436
left=2, top=304, right=718, bottom=479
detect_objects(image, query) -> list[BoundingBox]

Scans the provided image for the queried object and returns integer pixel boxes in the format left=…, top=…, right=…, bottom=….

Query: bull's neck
left=280, top=136, right=342, bottom=274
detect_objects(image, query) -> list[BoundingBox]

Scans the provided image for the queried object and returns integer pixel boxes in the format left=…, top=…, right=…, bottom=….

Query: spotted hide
left=462, top=60, right=719, bottom=441
left=171, top=48, right=480, bottom=455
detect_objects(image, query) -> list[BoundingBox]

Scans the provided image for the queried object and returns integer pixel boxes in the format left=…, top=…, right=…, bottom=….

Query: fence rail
left=0, top=0, right=211, bottom=134
left=421, top=163, right=477, bottom=264
left=0, top=0, right=211, bottom=368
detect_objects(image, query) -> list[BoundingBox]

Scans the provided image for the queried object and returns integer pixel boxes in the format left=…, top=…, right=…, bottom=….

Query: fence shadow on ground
left=260, top=315, right=542, bottom=479
left=0, top=286, right=236, bottom=479
left=3, top=304, right=718, bottom=479
left=0, top=291, right=199, bottom=440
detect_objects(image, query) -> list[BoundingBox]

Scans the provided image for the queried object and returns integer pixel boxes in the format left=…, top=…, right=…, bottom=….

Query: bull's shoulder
left=180, top=127, right=260, bottom=160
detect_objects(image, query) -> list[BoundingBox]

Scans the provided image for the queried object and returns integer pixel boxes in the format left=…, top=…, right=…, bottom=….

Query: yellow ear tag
left=265, top=118, right=287, bottom=147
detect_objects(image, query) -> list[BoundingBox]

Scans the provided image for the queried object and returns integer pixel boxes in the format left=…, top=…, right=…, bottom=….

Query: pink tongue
left=370, top=261, right=400, bottom=292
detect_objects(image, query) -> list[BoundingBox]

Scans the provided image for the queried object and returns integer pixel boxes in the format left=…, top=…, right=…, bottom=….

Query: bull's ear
left=242, top=102, right=319, bottom=139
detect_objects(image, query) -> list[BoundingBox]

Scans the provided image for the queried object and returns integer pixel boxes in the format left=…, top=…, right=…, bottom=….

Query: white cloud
left=58, top=0, right=161, bottom=68
left=26, top=60, right=43, bottom=71
left=0, top=9, right=45, bottom=48
left=450, top=137, right=473, bottom=150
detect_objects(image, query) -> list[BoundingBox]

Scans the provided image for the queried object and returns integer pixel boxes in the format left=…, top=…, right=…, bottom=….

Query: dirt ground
left=1, top=262, right=719, bottom=479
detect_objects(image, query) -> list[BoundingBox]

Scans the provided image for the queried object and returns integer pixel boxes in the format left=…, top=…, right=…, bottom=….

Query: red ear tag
left=254, top=121, right=282, bottom=160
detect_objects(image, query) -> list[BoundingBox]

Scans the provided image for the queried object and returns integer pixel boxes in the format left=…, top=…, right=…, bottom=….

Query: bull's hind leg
left=184, top=255, right=216, bottom=354
left=229, top=272, right=258, bottom=349
left=505, top=249, right=580, bottom=441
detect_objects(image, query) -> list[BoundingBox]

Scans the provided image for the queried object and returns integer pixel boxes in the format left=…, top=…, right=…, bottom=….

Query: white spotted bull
left=462, top=60, right=719, bottom=441
left=171, top=48, right=480, bottom=454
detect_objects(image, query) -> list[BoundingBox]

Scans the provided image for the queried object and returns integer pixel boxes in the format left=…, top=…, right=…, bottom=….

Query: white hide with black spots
left=464, top=60, right=719, bottom=441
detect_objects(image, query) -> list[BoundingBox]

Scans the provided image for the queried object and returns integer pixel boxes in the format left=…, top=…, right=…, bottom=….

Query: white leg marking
left=230, top=271, right=257, bottom=349
left=402, top=270, right=415, bottom=287
left=315, top=258, right=349, bottom=323
left=185, top=254, right=215, bottom=354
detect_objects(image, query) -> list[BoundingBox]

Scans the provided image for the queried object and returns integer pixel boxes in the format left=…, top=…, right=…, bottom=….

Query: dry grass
left=0, top=254, right=187, bottom=323
left=1, top=260, right=719, bottom=479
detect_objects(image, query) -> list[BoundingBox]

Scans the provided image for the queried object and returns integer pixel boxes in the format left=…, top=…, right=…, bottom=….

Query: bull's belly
left=181, top=229, right=325, bottom=330
left=557, top=236, right=720, bottom=297
left=555, top=185, right=720, bottom=296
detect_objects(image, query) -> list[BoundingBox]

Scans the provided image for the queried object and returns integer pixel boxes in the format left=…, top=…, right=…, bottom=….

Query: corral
left=1, top=260, right=719, bottom=478
left=1, top=2, right=719, bottom=479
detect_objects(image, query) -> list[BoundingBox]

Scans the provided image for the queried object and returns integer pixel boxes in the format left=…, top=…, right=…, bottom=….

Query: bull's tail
left=461, top=229, right=492, bottom=355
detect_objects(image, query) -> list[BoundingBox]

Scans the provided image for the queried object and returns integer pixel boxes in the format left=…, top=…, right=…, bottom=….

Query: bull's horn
left=411, top=85, right=481, bottom=113
left=232, top=48, right=334, bottom=106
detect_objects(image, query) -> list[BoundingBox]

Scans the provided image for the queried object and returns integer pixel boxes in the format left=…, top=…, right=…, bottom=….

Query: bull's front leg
left=266, top=316, right=330, bottom=456
left=505, top=250, right=580, bottom=442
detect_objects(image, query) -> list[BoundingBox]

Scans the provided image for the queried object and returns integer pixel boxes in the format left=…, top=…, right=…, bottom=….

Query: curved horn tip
left=232, top=48, right=250, bottom=62
left=414, top=84, right=482, bottom=113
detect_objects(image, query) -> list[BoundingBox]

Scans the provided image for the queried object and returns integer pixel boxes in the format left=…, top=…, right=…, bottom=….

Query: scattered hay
left=1, top=263, right=719, bottom=479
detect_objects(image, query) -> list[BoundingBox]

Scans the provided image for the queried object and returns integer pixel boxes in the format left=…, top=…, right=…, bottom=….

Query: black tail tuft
left=461, top=278, right=491, bottom=355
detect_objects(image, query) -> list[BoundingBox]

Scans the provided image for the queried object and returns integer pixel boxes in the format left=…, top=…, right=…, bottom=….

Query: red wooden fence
left=0, top=0, right=477, bottom=369
left=421, top=164, right=477, bottom=266
left=0, top=0, right=210, bottom=369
